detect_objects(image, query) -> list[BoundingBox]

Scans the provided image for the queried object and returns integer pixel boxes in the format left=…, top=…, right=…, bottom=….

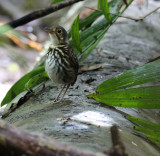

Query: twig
left=147, top=56, right=160, bottom=63
left=0, top=0, right=84, bottom=32
left=109, top=125, right=128, bottom=156
left=85, top=6, right=160, bottom=22
left=142, top=6, right=160, bottom=19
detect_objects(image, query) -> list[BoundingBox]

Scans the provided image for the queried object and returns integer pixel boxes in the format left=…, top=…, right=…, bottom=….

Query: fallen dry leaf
left=78, top=63, right=111, bottom=74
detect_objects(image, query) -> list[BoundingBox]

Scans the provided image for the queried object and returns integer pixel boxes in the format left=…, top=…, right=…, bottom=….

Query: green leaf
left=68, top=11, right=102, bottom=39
left=98, top=0, right=112, bottom=23
left=68, top=0, right=114, bottom=37
left=0, top=24, right=12, bottom=35
left=79, top=28, right=108, bottom=61
left=97, top=0, right=100, bottom=9
left=79, top=11, right=103, bottom=30
left=126, top=116, right=160, bottom=130
left=25, top=71, right=48, bottom=91
left=71, top=15, right=82, bottom=53
left=70, top=0, right=132, bottom=56
left=1, top=66, right=45, bottom=106
left=126, top=116, right=160, bottom=146
left=135, top=126, right=160, bottom=145
left=97, top=60, right=160, bottom=93
left=77, top=0, right=132, bottom=61
left=51, top=0, right=64, bottom=4
left=135, top=126, right=160, bottom=136
left=89, top=85, right=160, bottom=108
left=147, top=134, right=160, bottom=145
left=79, top=16, right=110, bottom=42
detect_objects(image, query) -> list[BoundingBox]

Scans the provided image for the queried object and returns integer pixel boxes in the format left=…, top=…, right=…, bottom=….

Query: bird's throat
left=49, top=33, right=60, bottom=47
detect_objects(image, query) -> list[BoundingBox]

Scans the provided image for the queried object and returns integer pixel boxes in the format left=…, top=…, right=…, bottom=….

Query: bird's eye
left=57, top=29, right=62, bottom=33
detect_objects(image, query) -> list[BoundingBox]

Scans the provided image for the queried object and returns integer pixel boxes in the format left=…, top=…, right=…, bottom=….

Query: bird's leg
left=54, top=84, right=66, bottom=102
left=60, top=84, right=70, bottom=101
left=51, top=84, right=70, bottom=104
left=51, top=85, right=66, bottom=104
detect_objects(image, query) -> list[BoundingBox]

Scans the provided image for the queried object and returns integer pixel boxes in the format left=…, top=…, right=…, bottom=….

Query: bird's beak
left=44, top=27, right=55, bottom=33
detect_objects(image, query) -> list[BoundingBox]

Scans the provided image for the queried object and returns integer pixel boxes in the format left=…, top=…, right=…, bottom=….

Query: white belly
left=45, top=54, right=65, bottom=84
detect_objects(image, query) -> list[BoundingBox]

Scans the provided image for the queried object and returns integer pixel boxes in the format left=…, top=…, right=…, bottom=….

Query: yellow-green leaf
left=126, top=116, right=160, bottom=146
left=98, top=0, right=112, bottom=23
left=89, top=85, right=160, bottom=109
left=71, top=15, right=82, bottom=53
left=126, top=116, right=160, bottom=130
left=25, top=71, right=48, bottom=91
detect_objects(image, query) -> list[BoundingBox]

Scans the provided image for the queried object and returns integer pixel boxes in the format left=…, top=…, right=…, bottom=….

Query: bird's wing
left=68, top=45, right=79, bottom=73
left=58, top=44, right=79, bottom=74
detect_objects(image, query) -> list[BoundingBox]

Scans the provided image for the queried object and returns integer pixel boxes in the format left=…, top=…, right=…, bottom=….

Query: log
left=0, top=119, right=106, bottom=156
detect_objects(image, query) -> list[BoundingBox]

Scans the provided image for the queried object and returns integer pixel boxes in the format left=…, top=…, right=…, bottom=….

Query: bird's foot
left=50, top=98, right=64, bottom=104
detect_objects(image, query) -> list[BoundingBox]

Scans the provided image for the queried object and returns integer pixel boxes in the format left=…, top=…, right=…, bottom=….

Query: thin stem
left=85, top=6, right=160, bottom=22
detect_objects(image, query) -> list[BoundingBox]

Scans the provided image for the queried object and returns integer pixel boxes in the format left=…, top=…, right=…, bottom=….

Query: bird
left=44, top=26, right=79, bottom=103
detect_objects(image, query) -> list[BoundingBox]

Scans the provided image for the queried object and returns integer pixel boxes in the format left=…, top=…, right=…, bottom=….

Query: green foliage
left=51, top=0, right=64, bottom=4
left=80, top=28, right=108, bottom=61
left=1, top=0, right=133, bottom=106
left=89, top=85, right=160, bottom=109
left=98, top=0, right=112, bottom=23
left=97, top=60, right=160, bottom=93
left=0, top=24, right=12, bottom=35
left=1, top=66, right=45, bottom=106
left=126, top=116, right=160, bottom=130
left=71, top=15, right=82, bottom=53
left=76, top=0, right=133, bottom=61
left=25, top=71, right=48, bottom=91
left=126, top=116, right=160, bottom=146
left=89, top=60, right=160, bottom=109
left=79, top=11, right=102, bottom=30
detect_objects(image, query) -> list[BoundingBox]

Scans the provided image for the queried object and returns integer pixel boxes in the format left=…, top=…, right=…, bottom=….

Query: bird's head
left=44, top=26, right=68, bottom=46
